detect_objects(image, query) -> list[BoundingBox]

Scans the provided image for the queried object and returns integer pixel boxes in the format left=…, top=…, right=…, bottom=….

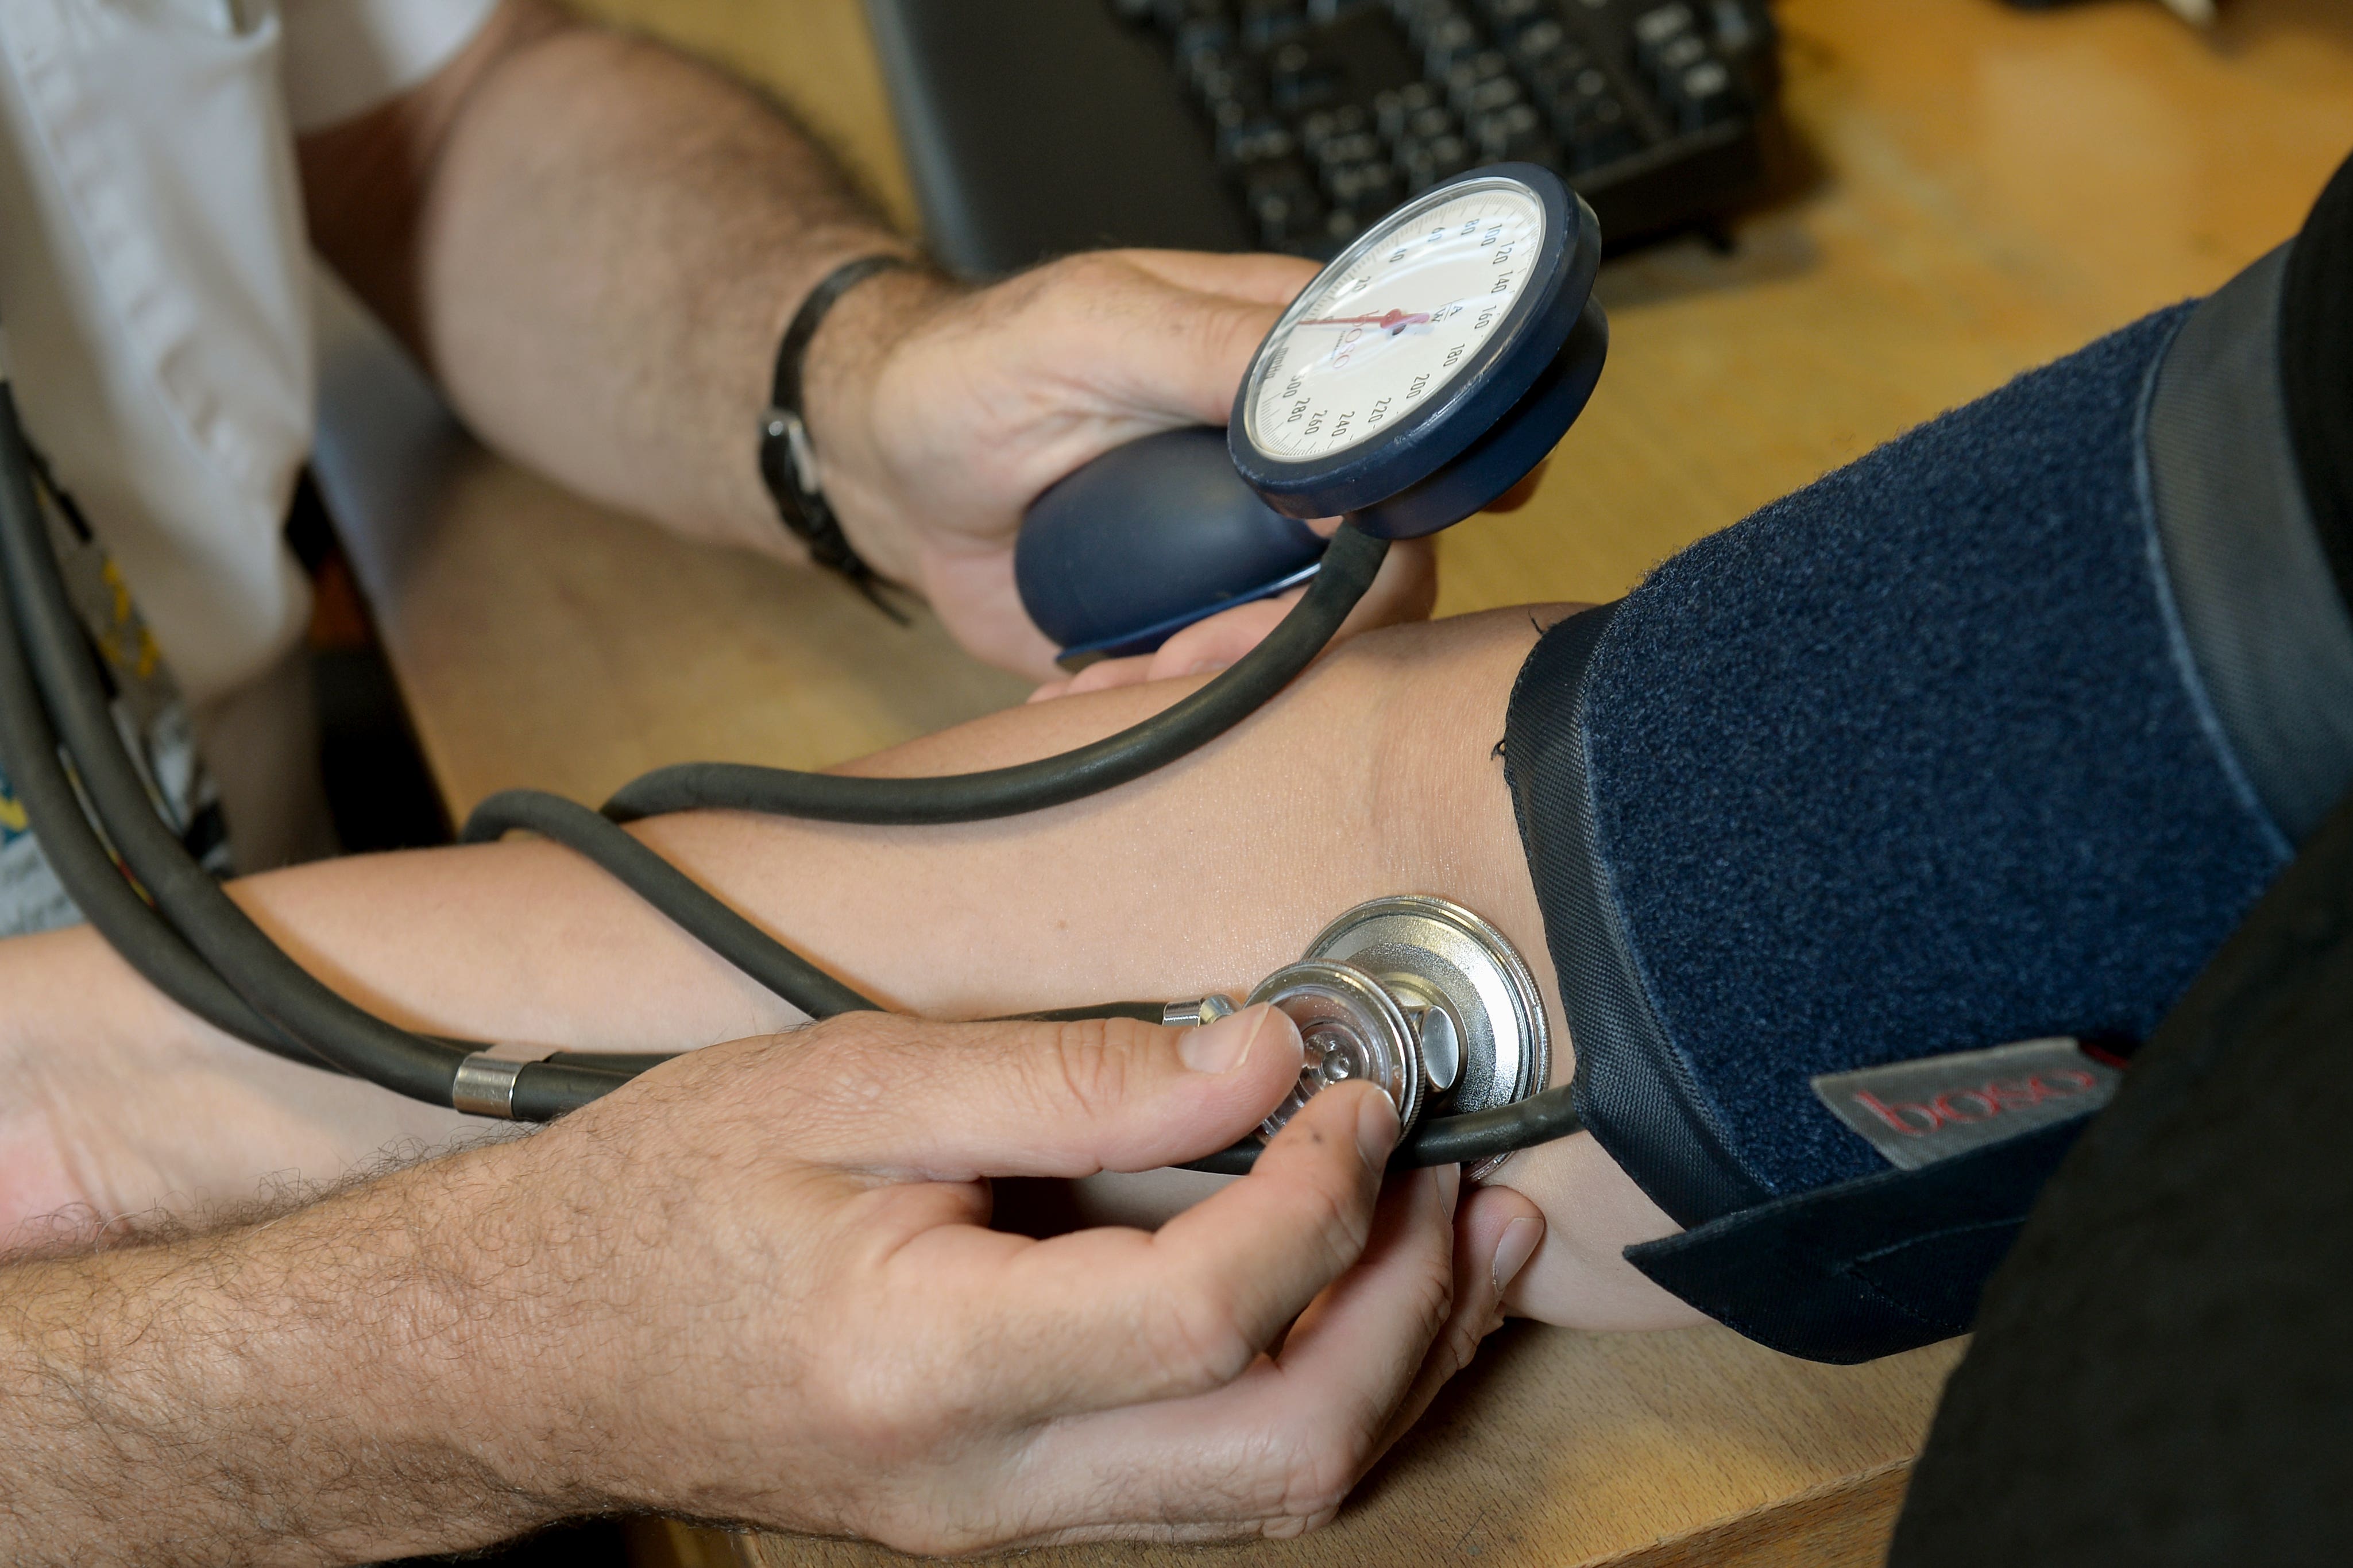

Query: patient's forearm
left=0, top=841, right=789, bottom=1240
left=0, top=609, right=1693, bottom=1327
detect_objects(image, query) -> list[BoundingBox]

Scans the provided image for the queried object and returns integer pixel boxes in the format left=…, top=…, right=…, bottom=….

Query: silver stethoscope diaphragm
left=1201, top=895, right=1551, bottom=1179
left=1249, top=958, right=1425, bottom=1141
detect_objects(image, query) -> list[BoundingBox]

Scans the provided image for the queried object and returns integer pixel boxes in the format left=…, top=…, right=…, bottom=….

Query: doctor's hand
left=511, top=1004, right=1540, bottom=1552
left=0, top=1004, right=1541, bottom=1563
left=801, top=250, right=1439, bottom=677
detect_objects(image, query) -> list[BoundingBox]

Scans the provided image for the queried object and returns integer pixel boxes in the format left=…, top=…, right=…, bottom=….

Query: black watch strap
left=759, top=253, right=918, bottom=615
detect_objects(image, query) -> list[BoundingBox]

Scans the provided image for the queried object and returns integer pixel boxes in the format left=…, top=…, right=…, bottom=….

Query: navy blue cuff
left=1625, top=1114, right=2091, bottom=1364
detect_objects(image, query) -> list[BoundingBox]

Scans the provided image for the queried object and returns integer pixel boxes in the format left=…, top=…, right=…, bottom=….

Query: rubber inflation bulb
left=1015, top=427, right=1328, bottom=668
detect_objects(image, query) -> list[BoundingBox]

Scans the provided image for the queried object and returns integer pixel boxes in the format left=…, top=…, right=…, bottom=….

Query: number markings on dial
left=1245, top=184, right=1546, bottom=463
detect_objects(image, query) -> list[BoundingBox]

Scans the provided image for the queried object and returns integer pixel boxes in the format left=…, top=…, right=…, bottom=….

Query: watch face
left=1242, top=178, right=1548, bottom=464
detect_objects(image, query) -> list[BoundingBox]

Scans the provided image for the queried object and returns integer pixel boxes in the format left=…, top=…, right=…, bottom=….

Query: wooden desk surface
left=311, top=1, right=2353, bottom=1563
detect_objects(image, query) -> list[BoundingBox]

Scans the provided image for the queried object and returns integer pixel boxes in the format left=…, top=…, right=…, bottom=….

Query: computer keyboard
left=1116, top=0, right=1782, bottom=258
left=861, top=0, right=1779, bottom=278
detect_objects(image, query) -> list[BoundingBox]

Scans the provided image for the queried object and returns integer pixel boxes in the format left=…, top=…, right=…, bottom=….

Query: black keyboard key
left=1459, top=74, right=1523, bottom=120
left=1558, top=0, right=1629, bottom=30
left=1661, top=56, right=1737, bottom=131
left=1630, top=1, right=1695, bottom=52
left=1156, top=0, right=1235, bottom=30
left=1710, top=0, right=1767, bottom=55
left=1316, top=206, right=1363, bottom=255
left=1317, top=130, right=1387, bottom=169
left=1469, top=100, right=1551, bottom=162
left=1391, top=0, right=1466, bottom=42
left=1509, top=19, right=1573, bottom=67
left=1562, top=91, right=1628, bottom=137
left=1299, top=103, right=1371, bottom=149
left=1191, top=49, right=1263, bottom=102
left=1407, top=102, right=1456, bottom=140
left=1537, top=60, right=1615, bottom=123
left=1443, top=49, right=1510, bottom=92
left=1393, top=129, right=1475, bottom=189
left=1372, top=79, right=1440, bottom=135
left=1218, top=118, right=1299, bottom=166
left=1242, top=0, right=1309, bottom=48
left=1652, top=32, right=1708, bottom=76
left=1479, top=0, right=1550, bottom=36
left=1323, top=157, right=1399, bottom=208
left=1175, top=16, right=1235, bottom=61
left=1268, top=40, right=1343, bottom=109
left=1523, top=47, right=1594, bottom=104
left=1418, top=14, right=1486, bottom=73
left=1245, top=162, right=1324, bottom=242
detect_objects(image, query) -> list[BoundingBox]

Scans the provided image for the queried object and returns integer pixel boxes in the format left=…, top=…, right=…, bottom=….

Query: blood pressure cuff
left=1501, top=215, right=2353, bottom=1362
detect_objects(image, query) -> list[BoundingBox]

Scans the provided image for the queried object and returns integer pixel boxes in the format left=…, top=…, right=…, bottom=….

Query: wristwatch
left=758, top=252, right=919, bottom=614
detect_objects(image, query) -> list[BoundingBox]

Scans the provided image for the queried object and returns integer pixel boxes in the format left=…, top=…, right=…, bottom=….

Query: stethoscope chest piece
left=1251, top=959, right=1425, bottom=1142
left=1248, top=895, right=1551, bottom=1179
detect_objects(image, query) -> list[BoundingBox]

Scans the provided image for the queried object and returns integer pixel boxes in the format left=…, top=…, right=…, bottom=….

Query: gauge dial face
left=1242, top=179, right=1547, bottom=464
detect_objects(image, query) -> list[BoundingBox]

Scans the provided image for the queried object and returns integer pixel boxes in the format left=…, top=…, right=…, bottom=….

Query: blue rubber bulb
left=1015, top=427, right=1327, bottom=666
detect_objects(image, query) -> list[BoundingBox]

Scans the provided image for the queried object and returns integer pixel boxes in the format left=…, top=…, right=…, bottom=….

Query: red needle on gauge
left=1298, top=307, right=1431, bottom=334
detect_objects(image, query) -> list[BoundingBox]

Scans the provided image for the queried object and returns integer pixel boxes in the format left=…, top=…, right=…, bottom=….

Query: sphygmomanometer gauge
left=1232, top=168, right=1604, bottom=535
left=1015, top=164, right=1606, bottom=665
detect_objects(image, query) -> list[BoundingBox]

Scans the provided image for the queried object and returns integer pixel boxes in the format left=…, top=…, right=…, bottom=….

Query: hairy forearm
left=301, top=1, right=930, bottom=559
left=0, top=1140, right=575, bottom=1566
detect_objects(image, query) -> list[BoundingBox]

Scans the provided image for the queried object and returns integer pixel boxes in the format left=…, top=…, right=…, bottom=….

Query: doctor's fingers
left=779, top=1006, right=1304, bottom=1178
left=999, top=252, right=1299, bottom=428
left=1365, top=1179, right=1546, bottom=1468
left=862, top=1079, right=1401, bottom=1433
left=998, top=1163, right=1463, bottom=1547
left=1110, top=247, right=1323, bottom=307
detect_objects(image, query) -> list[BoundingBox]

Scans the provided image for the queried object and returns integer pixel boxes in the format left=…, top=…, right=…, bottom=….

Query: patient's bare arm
left=0, top=608, right=1695, bottom=1330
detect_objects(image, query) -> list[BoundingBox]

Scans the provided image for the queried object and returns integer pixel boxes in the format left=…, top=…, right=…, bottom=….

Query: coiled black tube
left=461, top=787, right=878, bottom=1018
left=0, top=386, right=582, bottom=1107
left=0, top=406, right=322, bottom=1068
left=596, top=526, right=1389, bottom=826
